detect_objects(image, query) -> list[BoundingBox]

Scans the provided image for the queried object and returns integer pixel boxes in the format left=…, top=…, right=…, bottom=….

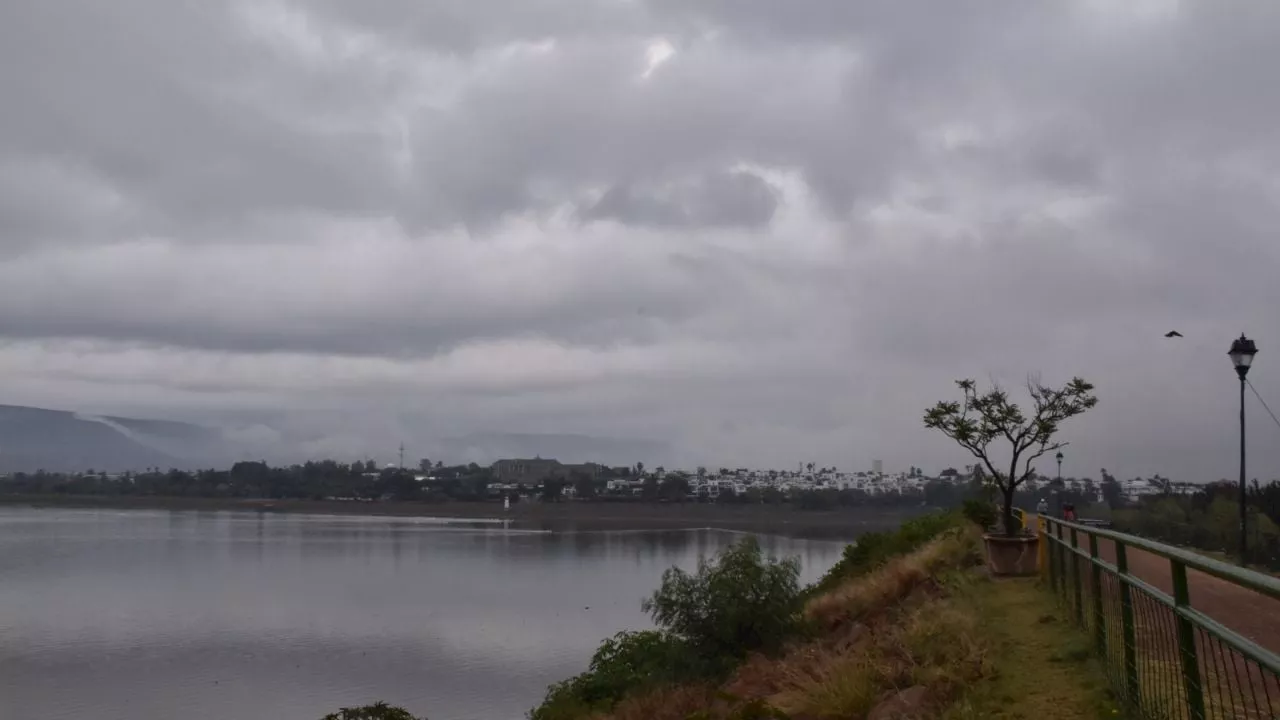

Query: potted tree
left=924, top=376, right=1097, bottom=575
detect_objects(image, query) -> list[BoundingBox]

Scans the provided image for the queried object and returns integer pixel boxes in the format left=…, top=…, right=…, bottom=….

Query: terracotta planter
left=983, top=533, right=1040, bottom=576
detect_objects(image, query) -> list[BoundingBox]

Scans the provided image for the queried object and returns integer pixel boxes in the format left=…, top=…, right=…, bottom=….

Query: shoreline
left=0, top=494, right=933, bottom=539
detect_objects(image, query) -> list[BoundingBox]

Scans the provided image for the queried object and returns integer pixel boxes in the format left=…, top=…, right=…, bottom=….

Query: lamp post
left=1055, top=450, right=1064, bottom=517
left=1228, top=333, right=1258, bottom=565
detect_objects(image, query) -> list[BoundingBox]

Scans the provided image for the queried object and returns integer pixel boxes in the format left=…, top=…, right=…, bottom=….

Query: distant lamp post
left=1055, top=451, right=1064, bottom=517
left=1229, top=333, right=1258, bottom=565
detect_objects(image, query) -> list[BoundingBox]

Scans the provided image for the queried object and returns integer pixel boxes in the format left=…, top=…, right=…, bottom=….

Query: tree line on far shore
left=4, top=459, right=1278, bottom=565
left=1109, top=479, right=1280, bottom=570
left=0, top=459, right=1090, bottom=510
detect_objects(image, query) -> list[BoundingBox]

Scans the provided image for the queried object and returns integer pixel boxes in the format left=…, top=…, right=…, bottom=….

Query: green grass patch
left=944, top=575, right=1130, bottom=720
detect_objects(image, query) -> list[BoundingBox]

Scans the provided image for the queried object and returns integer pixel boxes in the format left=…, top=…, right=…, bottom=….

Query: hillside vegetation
left=528, top=511, right=982, bottom=719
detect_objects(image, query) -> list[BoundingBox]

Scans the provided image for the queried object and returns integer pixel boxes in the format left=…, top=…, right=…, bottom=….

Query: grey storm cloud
left=582, top=171, right=779, bottom=229
left=3, top=0, right=1280, bottom=479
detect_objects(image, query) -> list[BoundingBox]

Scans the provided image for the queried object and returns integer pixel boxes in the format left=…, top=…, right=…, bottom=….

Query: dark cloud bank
left=3, top=1, right=1280, bottom=479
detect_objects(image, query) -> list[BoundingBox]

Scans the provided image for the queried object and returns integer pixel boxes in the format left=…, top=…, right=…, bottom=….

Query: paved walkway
left=1092, top=537, right=1280, bottom=654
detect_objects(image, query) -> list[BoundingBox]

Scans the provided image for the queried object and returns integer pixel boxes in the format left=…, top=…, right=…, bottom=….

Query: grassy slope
left=591, top=528, right=1129, bottom=720
left=596, top=528, right=984, bottom=719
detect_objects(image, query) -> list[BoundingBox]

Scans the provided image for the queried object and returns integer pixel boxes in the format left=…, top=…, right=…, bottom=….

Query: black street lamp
left=1228, top=333, right=1258, bottom=565
left=1055, top=450, right=1064, bottom=517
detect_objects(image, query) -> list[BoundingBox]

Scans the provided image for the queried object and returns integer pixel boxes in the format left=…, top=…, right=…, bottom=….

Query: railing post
left=1047, top=519, right=1058, bottom=593
left=1171, top=559, right=1206, bottom=720
left=1037, top=516, right=1048, bottom=578
left=1055, top=522, right=1066, bottom=602
left=1071, top=526, right=1083, bottom=627
left=1089, top=533, right=1105, bottom=656
left=1115, top=542, right=1140, bottom=704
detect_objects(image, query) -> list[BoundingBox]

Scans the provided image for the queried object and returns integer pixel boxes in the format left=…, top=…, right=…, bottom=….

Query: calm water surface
left=0, top=508, right=845, bottom=720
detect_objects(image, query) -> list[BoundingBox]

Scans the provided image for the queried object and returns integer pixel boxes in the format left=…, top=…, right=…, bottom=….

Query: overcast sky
left=3, top=1, right=1280, bottom=479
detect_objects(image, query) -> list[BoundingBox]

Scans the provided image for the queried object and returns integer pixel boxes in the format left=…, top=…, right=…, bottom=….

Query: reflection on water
left=0, top=508, right=844, bottom=720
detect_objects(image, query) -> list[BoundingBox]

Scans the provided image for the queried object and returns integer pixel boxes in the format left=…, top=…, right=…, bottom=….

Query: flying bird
left=1165, top=330, right=1183, bottom=338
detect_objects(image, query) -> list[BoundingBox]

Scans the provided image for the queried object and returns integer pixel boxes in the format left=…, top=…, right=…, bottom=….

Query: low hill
left=0, top=404, right=228, bottom=473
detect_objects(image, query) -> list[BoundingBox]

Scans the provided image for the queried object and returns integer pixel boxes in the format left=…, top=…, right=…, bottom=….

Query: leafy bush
left=961, top=500, right=998, bottom=530
left=531, top=630, right=697, bottom=719
left=810, top=511, right=960, bottom=596
left=321, top=702, right=423, bottom=720
left=644, top=535, right=803, bottom=668
left=530, top=537, right=803, bottom=720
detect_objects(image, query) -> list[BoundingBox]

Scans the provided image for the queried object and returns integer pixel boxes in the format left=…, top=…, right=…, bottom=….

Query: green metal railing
left=1042, top=516, right=1280, bottom=719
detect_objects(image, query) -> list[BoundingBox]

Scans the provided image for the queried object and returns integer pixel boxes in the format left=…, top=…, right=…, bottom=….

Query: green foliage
left=529, top=537, right=803, bottom=720
left=961, top=499, right=998, bottom=530
left=643, top=536, right=803, bottom=667
left=924, top=376, right=1097, bottom=536
left=530, top=631, right=697, bottom=720
left=1112, top=482, right=1280, bottom=569
left=320, top=702, right=423, bottom=720
left=810, top=510, right=960, bottom=596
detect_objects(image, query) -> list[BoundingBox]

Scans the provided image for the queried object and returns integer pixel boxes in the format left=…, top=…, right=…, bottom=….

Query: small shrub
left=961, top=500, right=998, bottom=531
left=320, top=702, right=423, bottom=720
left=531, top=629, right=698, bottom=719
left=528, top=682, right=594, bottom=720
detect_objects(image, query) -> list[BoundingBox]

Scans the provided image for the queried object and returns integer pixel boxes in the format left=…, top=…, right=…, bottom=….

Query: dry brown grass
left=724, top=625, right=869, bottom=700
left=764, top=646, right=889, bottom=718
left=602, top=683, right=718, bottom=720
left=765, top=588, right=992, bottom=719
left=805, top=527, right=979, bottom=633
left=890, top=598, right=990, bottom=698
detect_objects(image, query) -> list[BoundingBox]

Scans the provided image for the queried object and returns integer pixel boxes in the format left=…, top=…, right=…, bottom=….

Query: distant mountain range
left=0, top=404, right=230, bottom=473
left=0, top=405, right=673, bottom=473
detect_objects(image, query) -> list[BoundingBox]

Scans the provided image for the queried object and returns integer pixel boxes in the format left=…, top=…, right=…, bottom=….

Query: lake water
left=0, top=508, right=846, bottom=720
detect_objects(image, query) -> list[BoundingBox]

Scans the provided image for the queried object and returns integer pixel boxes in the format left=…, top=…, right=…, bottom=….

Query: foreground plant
left=644, top=535, right=803, bottom=666
left=321, top=702, right=423, bottom=720
left=924, top=376, right=1097, bottom=537
left=530, top=536, right=802, bottom=720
